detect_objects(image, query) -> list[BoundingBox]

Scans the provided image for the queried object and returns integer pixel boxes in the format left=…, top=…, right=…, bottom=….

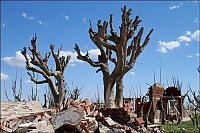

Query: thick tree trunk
left=115, top=78, right=124, bottom=107
left=48, top=78, right=59, bottom=105
left=57, top=74, right=64, bottom=108
left=103, top=78, right=115, bottom=108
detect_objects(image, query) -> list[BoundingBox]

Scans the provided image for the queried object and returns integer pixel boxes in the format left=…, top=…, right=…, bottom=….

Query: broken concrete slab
left=112, top=128, right=126, bottom=133
left=0, top=101, right=55, bottom=133
left=15, top=126, right=28, bottom=133
left=104, top=117, right=117, bottom=127
left=99, top=124, right=114, bottom=133
left=1, top=101, right=44, bottom=119
left=34, top=121, right=47, bottom=130
left=51, top=107, right=85, bottom=130
left=18, top=122, right=35, bottom=128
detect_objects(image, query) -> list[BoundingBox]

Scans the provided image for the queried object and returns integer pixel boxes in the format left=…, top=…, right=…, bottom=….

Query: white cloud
left=22, top=12, right=46, bottom=25
left=179, top=2, right=183, bottom=6
left=157, top=46, right=167, bottom=53
left=169, top=5, right=180, bottom=10
left=87, top=49, right=101, bottom=60
left=2, top=49, right=100, bottom=67
left=185, top=31, right=192, bottom=36
left=191, top=30, right=200, bottom=41
left=22, top=12, right=27, bottom=18
left=2, top=51, right=25, bottom=67
left=194, top=17, right=198, bottom=23
left=130, top=72, right=136, bottom=75
left=187, top=55, right=192, bottom=58
left=60, top=51, right=81, bottom=63
left=65, top=16, right=69, bottom=21
left=2, top=23, right=5, bottom=27
left=196, top=53, right=200, bottom=56
left=157, top=41, right=180, bottom=53
left=185, top=43, right=190, bottom=46
left=83, top=17, right=86, bottom=23
left=37, top=20, right=43, bottom=25
left=69, top=63, right=75, bottom=67
left=178, top=36, right=191, bottom=42
left=60, top=49, right=100, bottom=64
left=169, top=2, right=183, bottom=10
left=22, top=12, right=35, bottom=20
left=1, top=73, right=9, bottom=80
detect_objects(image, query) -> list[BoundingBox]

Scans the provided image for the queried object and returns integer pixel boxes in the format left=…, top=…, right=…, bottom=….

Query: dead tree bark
left=21, top=35, right=71, bottom=109
left=74, top=6, right=153, bottom=108
left=115, top=78, right=124, bottom=107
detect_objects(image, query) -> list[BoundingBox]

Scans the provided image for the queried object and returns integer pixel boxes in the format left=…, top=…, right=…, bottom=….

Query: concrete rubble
left=0, top=99, right=166, bottom=133
left=0, top=101, right=55, bottom=133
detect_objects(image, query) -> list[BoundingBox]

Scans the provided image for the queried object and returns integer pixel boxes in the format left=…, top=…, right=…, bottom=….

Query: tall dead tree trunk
left=75, top=6, right=153, bottom=108
left=115, top=78, right=124, bottom=107
left=21, top=35, right=71, bottom=109
left=74, top=43, right=116, bottom=107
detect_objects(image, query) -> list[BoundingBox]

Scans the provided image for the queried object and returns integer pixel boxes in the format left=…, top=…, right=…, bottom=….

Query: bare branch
left=74, top=44, right=102, bottom=68
left=141, top=29, right=153, bottom=50
left=108, top=14, right=119, bottom=43
left=27, top=72, right=48, bottom=84
left=43, top=52, right=51, bottom=63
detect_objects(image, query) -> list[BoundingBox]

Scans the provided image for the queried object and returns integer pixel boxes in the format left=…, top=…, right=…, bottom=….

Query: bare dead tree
left=4, top=80, right=12, bottom=102
left=67, top=82, right=83, bottom=100
left=74, top=6, right=153, bottom=107
left=43, top=93, right=47, bottom=108
left=21, top=35, right=71, bottom=109
left=4, top=71, right=23, bottom=102
left=42, top=86, right=54, bottom=108
left=186, top=87, right=200, bottom=131
left=171, top=76, right=182, bottom=90
left=95, top=85, right=101, bottom=104
left=28, top=75, right=39, bottom=101
left=28, top=85, right=38, bottom=101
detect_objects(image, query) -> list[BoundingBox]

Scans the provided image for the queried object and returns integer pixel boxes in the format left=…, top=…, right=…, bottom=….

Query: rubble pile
left=99, top=107, right=132, bottom=124
left=0, top=99, right=165, bottom=133
left=0, top=101, right=55, bottom=133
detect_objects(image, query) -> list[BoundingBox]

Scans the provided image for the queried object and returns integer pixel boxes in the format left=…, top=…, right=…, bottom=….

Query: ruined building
left=134, top=83, right=183, bottom=124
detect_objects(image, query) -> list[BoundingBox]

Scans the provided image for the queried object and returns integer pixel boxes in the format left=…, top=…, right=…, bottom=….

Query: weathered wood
left=51, top=107, right=85, bottom=130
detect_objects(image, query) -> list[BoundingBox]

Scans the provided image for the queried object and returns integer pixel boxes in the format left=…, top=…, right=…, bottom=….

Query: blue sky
left=1, top=1, right=199, bottom=103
